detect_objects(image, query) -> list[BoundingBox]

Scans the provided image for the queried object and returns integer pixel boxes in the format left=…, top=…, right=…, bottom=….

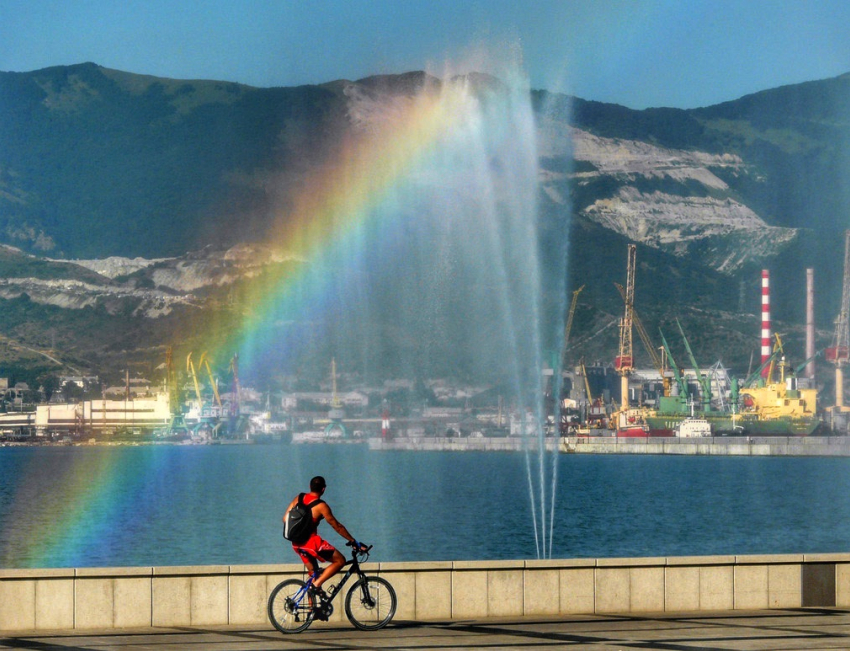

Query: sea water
left=0, top=444, right=847, bottom=568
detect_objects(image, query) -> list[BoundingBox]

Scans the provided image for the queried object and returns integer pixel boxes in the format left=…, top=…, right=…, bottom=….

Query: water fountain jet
left=243, top=52, right=571, bottom=559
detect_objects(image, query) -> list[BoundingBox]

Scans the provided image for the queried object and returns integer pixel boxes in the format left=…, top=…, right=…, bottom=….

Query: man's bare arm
left=316, top=503, right=356, bottom=543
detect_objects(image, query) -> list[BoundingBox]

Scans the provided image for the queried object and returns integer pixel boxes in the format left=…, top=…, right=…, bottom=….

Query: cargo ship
left=645, top=375, right=820, bottom=436
left=639, top=320, right=822, bottom=437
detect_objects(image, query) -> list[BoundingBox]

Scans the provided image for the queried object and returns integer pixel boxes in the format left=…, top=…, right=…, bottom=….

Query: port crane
left=614, top=244, right=637, bottom=410
left=198, top=352, right=223, bottom=410
left=186, top=353, right=204, bottom=409
left=765, top=333, right=785, bottom=386
left=187, top=352, right=223, bottom=413
left=615, top=282, right=672, bottom=397
left=578, top=357, right=606, bottom=426
left=229, top=354, right=240, bottom=417
left=742, top=335, right=784, bottom=388
left=658, top=329, right=690, bottom=401
left=740, top=335, right=822, bottom=390
left=544, top=283, right=584, bottom=415
left=165, top=346, right=180, bottom=417
left=676, top=319, right=714, bottom=412
left=827, top=230, right=850, bottom=411
left=562, top=285, right=584, bottom=364
left=580, top=359, right=593, bottom=403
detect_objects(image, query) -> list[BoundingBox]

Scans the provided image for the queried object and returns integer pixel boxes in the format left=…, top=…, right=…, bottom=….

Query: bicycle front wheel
left=344, top=576, right=397, bottom=630
left=268, top=579, right=316, bottom=634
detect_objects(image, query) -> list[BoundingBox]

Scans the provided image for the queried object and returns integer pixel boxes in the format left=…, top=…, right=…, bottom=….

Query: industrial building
left=0, top=394, right=171, bottom=438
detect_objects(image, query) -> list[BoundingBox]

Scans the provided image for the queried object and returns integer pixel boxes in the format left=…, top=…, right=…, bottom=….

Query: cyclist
left=284, top=476, right=365, bottom=600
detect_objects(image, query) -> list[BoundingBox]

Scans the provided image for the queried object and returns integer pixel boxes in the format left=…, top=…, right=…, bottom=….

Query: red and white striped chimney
left=761, top=269, right=771, bottom=378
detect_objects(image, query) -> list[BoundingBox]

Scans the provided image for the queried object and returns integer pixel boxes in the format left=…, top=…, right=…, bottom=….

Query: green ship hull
left=645, top=412, right=820, bottom=437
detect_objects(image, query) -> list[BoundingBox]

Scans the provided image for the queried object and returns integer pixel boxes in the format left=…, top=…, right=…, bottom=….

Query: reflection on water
left=0, top=445, right=846, bottom=568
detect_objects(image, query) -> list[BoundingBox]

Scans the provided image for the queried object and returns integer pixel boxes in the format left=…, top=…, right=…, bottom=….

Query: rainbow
left=228, top=80, right=493, bottom=375
left=0, top=74, right=538, bottom=569
left=1, top=448, right=162, bottom=568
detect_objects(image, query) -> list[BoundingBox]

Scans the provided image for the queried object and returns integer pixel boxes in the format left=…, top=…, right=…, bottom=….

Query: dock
left=368, top=435, right=850, bottom=456
left=561, top=435, right=850, bottom=456
left=367, top=436, right=559, bottom=452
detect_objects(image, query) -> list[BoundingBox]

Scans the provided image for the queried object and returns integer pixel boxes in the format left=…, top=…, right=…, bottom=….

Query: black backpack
left=283, top=493, right=322, bottom=544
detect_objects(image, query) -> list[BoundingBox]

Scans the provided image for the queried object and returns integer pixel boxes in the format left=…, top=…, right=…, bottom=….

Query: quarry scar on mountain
left=545, top=128, right=800, bottom=274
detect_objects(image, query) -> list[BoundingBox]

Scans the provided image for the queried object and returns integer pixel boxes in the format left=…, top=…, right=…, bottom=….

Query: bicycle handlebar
left=345, top=541, right=373, bottom=558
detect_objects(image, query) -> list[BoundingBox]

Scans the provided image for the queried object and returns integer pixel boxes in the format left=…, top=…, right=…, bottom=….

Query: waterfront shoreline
left=560, top=435, right=850, bottom=456
left=368, top=436, right=560, bottom=452
left=5, top=434, right=850, bottom=456
left=0, top=438, right=258, bottom=448
left=371, top=435, right=850, bottom=456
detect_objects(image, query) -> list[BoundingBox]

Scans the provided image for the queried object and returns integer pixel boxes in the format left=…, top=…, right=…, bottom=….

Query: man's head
left=310, top=476, right=327, bottom=493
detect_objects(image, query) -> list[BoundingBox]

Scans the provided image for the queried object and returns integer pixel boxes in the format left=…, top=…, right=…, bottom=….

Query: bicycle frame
left=293, top=548, right=368, bottom=612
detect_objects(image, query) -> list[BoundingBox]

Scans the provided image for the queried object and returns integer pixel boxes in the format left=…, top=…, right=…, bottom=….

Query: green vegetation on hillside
left=1, top=65, right=849, bottom=380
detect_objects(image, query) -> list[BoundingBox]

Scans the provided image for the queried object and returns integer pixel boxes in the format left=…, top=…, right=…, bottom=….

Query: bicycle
left=267, top=542, right=397, bottom=633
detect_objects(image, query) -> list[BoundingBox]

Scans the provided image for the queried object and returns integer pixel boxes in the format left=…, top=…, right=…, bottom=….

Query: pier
left=367, top=435, right=850, bottom=456
left=367, top=436, right=560, bottom=452
left=561, top=435, right=850, bottom=456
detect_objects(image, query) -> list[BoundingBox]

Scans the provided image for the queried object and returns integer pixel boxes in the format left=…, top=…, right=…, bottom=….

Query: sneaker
left=309, top=585, right=328, bottom=602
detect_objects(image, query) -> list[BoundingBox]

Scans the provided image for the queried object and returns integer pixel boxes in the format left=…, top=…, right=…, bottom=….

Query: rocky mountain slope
left=544, top=128, right=798, bottom=273
left=1, top=65, right=849, bottom=386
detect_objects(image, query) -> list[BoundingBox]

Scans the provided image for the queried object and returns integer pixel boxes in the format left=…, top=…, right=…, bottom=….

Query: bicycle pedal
left=309, top=586, right=328, bottom=601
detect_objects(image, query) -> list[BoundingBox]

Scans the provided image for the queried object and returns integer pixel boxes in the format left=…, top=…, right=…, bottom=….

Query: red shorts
left=293, top=533, right=337, bottom=567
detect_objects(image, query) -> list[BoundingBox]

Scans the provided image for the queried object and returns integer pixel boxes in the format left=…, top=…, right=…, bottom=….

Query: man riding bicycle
left=284, top=476, right=366, bottom=599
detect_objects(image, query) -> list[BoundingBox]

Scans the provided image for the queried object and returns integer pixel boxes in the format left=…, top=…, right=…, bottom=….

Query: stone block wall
left=0, top=553, right=847, bottom=632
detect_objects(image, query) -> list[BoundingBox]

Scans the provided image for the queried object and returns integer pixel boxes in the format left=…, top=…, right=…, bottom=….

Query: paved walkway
left=2, top=608, right=850, bottom=650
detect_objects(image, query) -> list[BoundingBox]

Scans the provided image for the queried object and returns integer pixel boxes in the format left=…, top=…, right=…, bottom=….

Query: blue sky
left=2, top=0, right=850, bottom=109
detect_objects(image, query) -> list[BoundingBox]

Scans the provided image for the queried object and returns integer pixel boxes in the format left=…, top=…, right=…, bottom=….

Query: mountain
left=0, top=62, right=353, bottom=258
left=1, top=64, right=849, bottom=389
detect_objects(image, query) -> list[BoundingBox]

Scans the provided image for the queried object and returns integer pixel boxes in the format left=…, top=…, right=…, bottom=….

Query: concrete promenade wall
left=368, top=437, right=560, bottom=452
left=2, top=553, right=849, bottom=632
left=562, top=436, right=850, bottom=456
left=370, top=436, right=850, bottom=456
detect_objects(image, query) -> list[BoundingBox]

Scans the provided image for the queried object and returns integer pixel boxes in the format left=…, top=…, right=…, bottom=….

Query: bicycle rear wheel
left=268, top=579, right=316, bottom=633
left=344, top=576, right=397, bottom=630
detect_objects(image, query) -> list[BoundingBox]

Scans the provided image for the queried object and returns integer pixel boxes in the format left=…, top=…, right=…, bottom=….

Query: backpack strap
left=299, top=492, right=323, bottom=509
